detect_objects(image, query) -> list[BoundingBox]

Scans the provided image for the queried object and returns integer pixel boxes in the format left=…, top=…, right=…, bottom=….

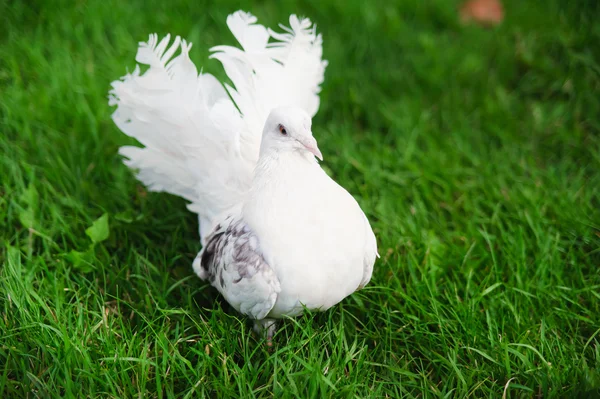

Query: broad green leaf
left=85, top=213, right=110, bottom=244
left=65, top=249, right=95, bottom=272
left=17, top=184, right=39, bottom=228
left=6, top=244, right=21, bottom=266
left=20, top=184, right=39, bottom=208
left=18, top=206, right=35, bottom=228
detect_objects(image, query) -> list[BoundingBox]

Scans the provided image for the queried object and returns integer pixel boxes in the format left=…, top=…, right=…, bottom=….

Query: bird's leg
left=253, top=318, right=277, bottom=347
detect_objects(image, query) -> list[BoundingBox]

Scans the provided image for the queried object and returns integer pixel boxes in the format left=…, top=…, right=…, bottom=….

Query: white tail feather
left=109, top=11, right=327, bottom=242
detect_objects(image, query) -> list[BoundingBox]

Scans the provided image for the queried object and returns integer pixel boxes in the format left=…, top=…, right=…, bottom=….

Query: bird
left=109, top=11, right=378, bottom=343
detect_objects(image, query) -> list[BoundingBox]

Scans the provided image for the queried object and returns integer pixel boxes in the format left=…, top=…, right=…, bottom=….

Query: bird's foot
left=253, top=319, right=277, bottom=347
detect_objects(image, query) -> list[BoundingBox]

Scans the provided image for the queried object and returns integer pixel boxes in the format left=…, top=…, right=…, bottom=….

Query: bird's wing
left=109, top=35, right=251, bottom=239
left=193, top=216, right=280, bottom=320
left=109, top=12, right=327, bottom=242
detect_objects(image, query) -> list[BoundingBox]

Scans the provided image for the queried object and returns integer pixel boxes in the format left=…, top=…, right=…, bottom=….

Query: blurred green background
left=1, top=0, right=599, bottom=397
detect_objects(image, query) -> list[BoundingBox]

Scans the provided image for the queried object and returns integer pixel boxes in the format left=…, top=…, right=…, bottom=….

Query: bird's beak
left=300, top=136, right=323, bottom=161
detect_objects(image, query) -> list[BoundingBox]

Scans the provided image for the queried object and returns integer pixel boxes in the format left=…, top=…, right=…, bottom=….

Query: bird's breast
left=243, top=154, right=367, bottom=317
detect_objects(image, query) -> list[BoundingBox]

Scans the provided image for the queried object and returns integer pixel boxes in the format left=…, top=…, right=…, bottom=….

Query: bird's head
left=260, top=106, right=323, bottom=161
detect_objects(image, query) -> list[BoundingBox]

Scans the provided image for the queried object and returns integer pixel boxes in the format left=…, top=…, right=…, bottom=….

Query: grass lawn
left=1, top=0, right=599, bottom=397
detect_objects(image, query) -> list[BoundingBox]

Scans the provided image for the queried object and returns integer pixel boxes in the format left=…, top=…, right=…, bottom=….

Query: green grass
left=1, top=0, right=600, bottom=397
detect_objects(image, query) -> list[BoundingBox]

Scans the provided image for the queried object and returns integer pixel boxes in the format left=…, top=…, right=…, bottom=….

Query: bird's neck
left=255, top=148, right=318, bottom=181
left=246, top=149, right=319, bottom=204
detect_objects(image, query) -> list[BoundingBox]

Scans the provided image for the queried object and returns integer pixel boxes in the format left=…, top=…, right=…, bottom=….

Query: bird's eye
left=278, top=124, right=287, bottom=135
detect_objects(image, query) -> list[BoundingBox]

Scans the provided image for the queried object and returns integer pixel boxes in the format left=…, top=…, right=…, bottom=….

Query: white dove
left=109, top=11, right=378, bottom=342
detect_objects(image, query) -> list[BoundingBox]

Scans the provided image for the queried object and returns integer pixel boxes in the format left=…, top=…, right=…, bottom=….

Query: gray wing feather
left=192, top=216, right=280, bottom=320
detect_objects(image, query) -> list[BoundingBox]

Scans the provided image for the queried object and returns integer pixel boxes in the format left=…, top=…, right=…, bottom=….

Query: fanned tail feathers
left=109, top=11, right=327, bottom=241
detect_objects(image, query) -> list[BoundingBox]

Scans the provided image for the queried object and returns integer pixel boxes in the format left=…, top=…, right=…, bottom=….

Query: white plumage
left=109, top=11, right=377, bottom=341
